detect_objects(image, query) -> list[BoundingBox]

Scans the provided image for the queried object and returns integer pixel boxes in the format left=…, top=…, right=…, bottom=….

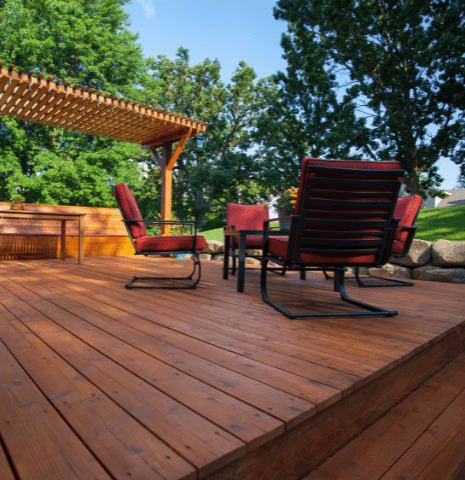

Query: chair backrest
left=113, top=183, right=147, bottom=239
left=289, top=157, right=404, bottom=266
left=394, top=195, right=422, bottom=239
left=392, top=194, right=422, bottom=255
left=226, top=203, right=269, bottom=230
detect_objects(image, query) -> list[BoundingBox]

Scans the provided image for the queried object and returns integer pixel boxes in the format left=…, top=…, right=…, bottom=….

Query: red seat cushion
left=135, top=235, right=207, bottom=253
left=114, top=183, right=147, bottom=238
left=242, top=235, right=264, bottom=248
left=268, top=237, right=376, bottom=265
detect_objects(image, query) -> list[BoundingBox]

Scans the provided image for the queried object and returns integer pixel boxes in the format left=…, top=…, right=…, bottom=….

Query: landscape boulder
left=432, top=239, right=465, bottom=267
left=202, top=239, right=224, bottom=255
left=390, top=239, right=432, bottom=267
left=412, top=265, right=465, bottom=284
left=368, top=263, right=413, bottom=279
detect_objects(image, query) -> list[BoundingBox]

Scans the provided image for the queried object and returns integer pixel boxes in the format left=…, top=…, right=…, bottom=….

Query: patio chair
left=223, top=203, right=287, bottom=292
left=113, top=183, right=207, bottom=289
left=260, top=157, right=405, bottom=318
left=225, top=202, right=268, bottom=270
left=323, top=194, right=422, bottom=287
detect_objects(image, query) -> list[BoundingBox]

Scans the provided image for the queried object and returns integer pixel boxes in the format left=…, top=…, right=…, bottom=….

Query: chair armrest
left=392, top=225, right=418, bottom=258
left=122, top=219, right=198, bottom=235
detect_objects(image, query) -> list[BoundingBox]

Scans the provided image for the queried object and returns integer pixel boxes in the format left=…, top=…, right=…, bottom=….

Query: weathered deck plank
left=0, top=328, right=115, bottom=480
left=0, top=256, right=463, bottom=480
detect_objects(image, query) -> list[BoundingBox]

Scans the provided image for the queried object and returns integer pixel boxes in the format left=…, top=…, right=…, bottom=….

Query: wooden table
left=0, top=210, right=86, bottom=263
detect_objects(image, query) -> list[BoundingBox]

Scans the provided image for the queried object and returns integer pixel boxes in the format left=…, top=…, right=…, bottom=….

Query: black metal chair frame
left=260, top=164, right=404, bottom=319
left=115, top=193, right=202, bottom=290
left=353, top=222, right=418, bottom=287
left=323, top=211, right=419, bottom=288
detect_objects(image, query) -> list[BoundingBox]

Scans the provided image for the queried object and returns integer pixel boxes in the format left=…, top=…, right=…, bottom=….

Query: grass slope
left=200, top=206, right=465, bottom=243
left=415, top=205, right=465, bottom=242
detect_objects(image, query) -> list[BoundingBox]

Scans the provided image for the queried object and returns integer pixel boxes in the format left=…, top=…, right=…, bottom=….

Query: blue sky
left=124, top=0, right=461, bottom=189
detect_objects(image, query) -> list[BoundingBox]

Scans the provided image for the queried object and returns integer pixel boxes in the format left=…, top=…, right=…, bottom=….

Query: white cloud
left=134, top=0, right=156, bottom=18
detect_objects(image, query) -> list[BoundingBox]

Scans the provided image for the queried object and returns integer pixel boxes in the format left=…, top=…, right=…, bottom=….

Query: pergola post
left=148, top=130, right=193, bottom=234
left=161, top=143, right=173, bottom=234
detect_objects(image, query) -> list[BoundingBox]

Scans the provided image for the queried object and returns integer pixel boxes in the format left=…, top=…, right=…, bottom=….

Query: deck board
left=0, top=256, right=464, bottom=479
left=303, top=352, right=465, bottom=480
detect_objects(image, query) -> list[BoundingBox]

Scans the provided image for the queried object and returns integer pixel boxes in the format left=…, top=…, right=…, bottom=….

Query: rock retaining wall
left=202, top=239, right=465, bottom=284
left=368, top=239, right=465, bottom=284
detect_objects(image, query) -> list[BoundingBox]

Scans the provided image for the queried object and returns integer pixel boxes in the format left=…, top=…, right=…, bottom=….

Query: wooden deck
left=0, top=256, right=463, bottom=480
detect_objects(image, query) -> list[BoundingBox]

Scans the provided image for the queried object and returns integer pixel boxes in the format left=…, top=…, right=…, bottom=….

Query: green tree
left=139, top=48, right=273, bottom=228
left=458, top=173, right=465, bottom=188
left=255, top=23, right=370, bottom=194
left=0, top=0, right=148, bottom=205
left=273, top=0, right=465, bottom=195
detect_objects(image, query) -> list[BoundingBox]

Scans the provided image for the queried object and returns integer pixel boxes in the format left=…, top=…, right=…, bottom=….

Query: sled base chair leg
left=125, top=255, right=201, bottom=290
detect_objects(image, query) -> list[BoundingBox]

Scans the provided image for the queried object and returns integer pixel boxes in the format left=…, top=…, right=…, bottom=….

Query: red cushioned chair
left=323, top=194, right=422, bottom=287
left=353, top=194, right=422, bottom=287
left=223, top=203, right=286, bottom=292
left=114, top=183, right=207, bottom=289
left=260, top=157, right=405, bottom=318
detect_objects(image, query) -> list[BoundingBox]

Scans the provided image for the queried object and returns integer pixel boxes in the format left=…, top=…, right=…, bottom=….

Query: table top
left=223, top=228, right=264, bottom=236
left=0, top=210, right=86, bottom=220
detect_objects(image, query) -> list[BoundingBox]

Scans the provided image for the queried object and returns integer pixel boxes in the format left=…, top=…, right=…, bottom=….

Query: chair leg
left=231, top=244, right=237, bottom=275
left=261, top=262, right=397, bottom=319
left=126, top=255, right=201, bottom=289
left=324, top=267, right=414, bottom=287
left=354, top=267, right=414, bottom=287
left=322, top=269, right=333, bottom=280
left=334, top=268, right=397, bottom=316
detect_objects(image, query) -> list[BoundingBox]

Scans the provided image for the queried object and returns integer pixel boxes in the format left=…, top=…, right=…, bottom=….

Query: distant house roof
left=436, top=189, right=465, bottom=208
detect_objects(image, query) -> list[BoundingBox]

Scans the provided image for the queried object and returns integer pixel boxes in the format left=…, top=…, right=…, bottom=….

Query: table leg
left=237, top=233, right=246, bottom=293
left=231, top=236, right=237, bottom=276
left=223, top=234, right=230, bottom=280
left=78, top=215, right=84, bottom=264
left=60, top=220, right=66, bottom=261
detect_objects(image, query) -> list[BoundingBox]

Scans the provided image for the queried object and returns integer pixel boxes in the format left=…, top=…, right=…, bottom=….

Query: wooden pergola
left=0, top=63, right=207, bottom=224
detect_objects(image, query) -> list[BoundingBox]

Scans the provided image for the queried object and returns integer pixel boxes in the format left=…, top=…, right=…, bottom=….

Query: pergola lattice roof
left=0, top=63, right=206, bottom=148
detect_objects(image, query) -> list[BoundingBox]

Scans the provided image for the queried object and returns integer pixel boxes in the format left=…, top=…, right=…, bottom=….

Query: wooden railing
left=0, top=202, right=135, bottom=260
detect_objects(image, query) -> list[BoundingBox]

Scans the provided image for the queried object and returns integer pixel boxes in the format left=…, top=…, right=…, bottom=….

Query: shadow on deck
left=0, top=256, right=463, bottom=480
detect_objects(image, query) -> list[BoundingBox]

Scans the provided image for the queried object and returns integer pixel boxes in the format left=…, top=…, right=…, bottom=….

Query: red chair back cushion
left=394, top=195, right=422, bottom=242
left=114, top=183, right=147, bottom=238
left=226, top=203, right=269, bottom=230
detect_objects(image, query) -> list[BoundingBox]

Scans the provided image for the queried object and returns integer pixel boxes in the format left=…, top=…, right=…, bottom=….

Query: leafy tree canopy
left=138, top=48, right=274, bottom=228
left=0, top=0, right=148, bottom=206
left=272, top=0, right=465, bottom=196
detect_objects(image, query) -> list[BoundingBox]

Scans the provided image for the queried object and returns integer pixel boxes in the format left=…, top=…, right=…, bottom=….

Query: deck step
left=301, top=351, right=465, bottom=480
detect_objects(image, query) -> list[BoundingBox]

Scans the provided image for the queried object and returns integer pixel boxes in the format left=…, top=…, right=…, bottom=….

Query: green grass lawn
left=199, top=227, right=224, bottom=242
left=200, top=223, right=280, bottom=241
left=415, top=205, right=465, bottom=242
left=200, top=205, right=465, bottom=243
